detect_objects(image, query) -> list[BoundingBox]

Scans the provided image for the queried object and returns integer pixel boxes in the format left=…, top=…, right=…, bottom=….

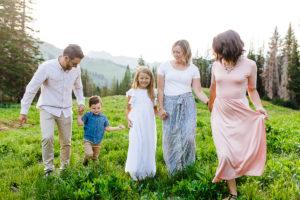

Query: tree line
left=1, top=0, right=299, bottom=108
left=0, top=0, right=43, bottom=102
left=109, top=27, right=300, bottom=108
left=192, top=24, right=300, bottom=108
left=105, top=57, right=157, bottom=97
left=263, top=25, right=300, bottom=107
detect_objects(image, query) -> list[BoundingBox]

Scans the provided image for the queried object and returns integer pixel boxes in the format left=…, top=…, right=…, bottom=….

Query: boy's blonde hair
left=131, top=66, right=155, bottom=104
left=172, top=39, right=192, bottom=65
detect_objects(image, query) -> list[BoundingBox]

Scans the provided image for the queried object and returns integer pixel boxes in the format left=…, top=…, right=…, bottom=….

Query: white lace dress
left=125, top=88, right=157, bottom=180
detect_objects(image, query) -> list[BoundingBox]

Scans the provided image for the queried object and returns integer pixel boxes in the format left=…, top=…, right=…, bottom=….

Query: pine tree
left=280, top=24, right=295, bottom=100
left=81, top=69, right=99, bottom=97
left=138, top=56, right=145, bottom=66
left=247, top=44, right=265, bottom=97
left=96, top=86, right=101, bottom=96
left=119, top=65, right=132, bottom=94
left=0, top=0, right=43, bottom=102
left=287, top=36, right=300, bottom=105
left=256, top=47, right=265, bottom=97
left=264, top=27, right=281, bottom=99
left=110, top=78, right=120, bottom=95
left=193, top=56, right=212, bottom=88
left=100, top=86, right=108, bottom=97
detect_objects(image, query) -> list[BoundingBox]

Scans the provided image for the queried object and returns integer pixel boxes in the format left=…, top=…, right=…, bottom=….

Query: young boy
left=77, top=96, right=125, bottom=165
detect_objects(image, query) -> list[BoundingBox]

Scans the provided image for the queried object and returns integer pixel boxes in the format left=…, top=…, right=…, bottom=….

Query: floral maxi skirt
left=162, top=92, right=197, bottom=174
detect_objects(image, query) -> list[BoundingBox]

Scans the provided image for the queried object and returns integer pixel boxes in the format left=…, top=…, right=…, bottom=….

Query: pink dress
left=211, top=57, right=266, bottom=183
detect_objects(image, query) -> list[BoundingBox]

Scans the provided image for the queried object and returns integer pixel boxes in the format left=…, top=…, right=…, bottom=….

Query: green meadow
left=0, top=90, right=299, bottom=199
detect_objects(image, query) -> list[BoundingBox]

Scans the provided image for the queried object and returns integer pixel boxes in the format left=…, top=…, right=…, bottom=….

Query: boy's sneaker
left=44, top=170, right=53, bottom=178
left=83, top=158, right=88, bottom=166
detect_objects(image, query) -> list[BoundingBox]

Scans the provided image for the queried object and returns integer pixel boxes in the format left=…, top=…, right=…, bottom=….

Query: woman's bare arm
left=208, top=82, right=216, bottom=112
left=248, top=87, right=268, bottom=120
left=157, top=74, right=168, bottom=119
left=192, top=78, right=209, bottom=104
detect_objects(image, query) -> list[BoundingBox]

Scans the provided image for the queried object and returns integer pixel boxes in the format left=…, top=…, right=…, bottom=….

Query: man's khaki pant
left=83, top=139, right=101, bottom=162
left=40, top=110, right=72, bottom=172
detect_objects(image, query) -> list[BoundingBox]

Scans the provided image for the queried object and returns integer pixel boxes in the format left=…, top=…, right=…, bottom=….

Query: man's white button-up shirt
left=20, top=58, right=85, bottom=117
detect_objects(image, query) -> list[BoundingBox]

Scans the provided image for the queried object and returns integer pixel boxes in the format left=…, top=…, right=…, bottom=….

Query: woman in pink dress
left=208, top=30, right=268, bottom=200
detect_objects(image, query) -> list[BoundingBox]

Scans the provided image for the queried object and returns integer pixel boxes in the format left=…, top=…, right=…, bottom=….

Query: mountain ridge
left=39, top=42, right=127, bottom=87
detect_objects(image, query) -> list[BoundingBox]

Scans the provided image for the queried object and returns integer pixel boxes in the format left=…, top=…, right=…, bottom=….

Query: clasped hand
left=158, top=109, right=168, bottom=120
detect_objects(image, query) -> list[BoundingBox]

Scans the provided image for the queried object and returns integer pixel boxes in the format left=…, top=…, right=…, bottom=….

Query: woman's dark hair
left=63, top=44, right=84, bottom=60
left=212, top=30, right=245, bottom=64
left=89, top=96, right=102, bottom=107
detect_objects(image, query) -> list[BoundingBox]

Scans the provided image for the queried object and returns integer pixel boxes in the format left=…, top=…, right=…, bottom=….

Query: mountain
left=39, top=42, right=62, bottom=60
left=80, top=58, right=126, bottom=86
left=38, top=42, right=126, bottom=87
left=87, top=51, right=161, bottom=69
left=87, top=51, right=138, bottom=68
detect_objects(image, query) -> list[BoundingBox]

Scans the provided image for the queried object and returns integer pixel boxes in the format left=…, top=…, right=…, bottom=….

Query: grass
left=0, top=90, right=299, bottom=199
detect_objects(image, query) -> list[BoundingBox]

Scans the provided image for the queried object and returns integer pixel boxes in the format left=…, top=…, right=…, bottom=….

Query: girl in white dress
left=125, top=66, right=158, bottom=181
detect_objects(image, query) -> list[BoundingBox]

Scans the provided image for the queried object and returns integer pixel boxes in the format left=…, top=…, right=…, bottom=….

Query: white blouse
left=157, top=61, right=200, bottom=96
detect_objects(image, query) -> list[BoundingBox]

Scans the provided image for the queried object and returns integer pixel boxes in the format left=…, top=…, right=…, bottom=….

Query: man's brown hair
left=63, top=44, right=84, bottom=60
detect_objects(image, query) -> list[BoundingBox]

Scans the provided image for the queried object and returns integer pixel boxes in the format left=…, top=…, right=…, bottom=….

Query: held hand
left=78, top=104, right=85, bottom=115
left=119, top=125, right=125, bottom=130
left=161, top=113, right=168, bottom=120
left=159, top=109, right=168, bottom=120
left=127, top=120, right=133, bottom=129
left=19, top=114, right=27, bottom=126
left=257, top=107, right=268, bottom=120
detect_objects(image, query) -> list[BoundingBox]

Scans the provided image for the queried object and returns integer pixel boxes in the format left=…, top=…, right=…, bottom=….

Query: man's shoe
left=44, top=170, right=53, bottom=178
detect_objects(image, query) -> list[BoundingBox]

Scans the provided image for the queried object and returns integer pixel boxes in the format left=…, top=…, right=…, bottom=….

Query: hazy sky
left=32, top=0, right=300, bottom=62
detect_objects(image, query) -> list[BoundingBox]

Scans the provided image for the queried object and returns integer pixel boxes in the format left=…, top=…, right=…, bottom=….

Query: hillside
left=0, top=92, right=299, bottom=199
left=39, top=42, right=63, bottom=60
left=87, top=51, right=161, bottom=69
left=80, top=58, right=126, bottom=86
left=39, top=42, right=127, bottom=87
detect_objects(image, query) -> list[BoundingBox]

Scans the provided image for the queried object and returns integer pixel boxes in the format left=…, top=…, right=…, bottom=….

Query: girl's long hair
left=131, top=66, right=155, bottom=104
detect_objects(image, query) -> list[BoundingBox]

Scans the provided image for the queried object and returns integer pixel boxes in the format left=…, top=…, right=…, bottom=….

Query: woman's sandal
left=228, top=193, right=237, bottom=200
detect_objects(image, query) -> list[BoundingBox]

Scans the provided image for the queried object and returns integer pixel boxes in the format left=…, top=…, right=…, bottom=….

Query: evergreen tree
left=81, top=69, right=89, bottom=96
left=119, top=65, right=132, bottom=94
left=0, top=0, right=43, bottom=102
left=256, top=47, right=265, bottom=97
left=279, top=24, right=294, bottom=100
left=263, top=27, right=281, bottom=99
left=100, top=86, right=109, bottom=97
left=81, top=69, right=99, bottom=97
left=96, top=86, right=101, bottom=97
left=247, top=46, right=256, bottom=66
left=138, top=56, right=145, bottom=66
left=193, top=56, right=212, bottom=88
left=247, top=45, right=265, bottom=97
left=110, top=78, right=120, bottom=95
left=287, top=35, right=300, bottom=105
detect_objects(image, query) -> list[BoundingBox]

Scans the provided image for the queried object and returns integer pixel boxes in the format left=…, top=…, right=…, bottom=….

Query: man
left=19, top=44, right=85, bottom=177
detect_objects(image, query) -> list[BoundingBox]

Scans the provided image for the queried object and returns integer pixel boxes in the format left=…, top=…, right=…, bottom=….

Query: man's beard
left=66, top=63, right=73, bottom=70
